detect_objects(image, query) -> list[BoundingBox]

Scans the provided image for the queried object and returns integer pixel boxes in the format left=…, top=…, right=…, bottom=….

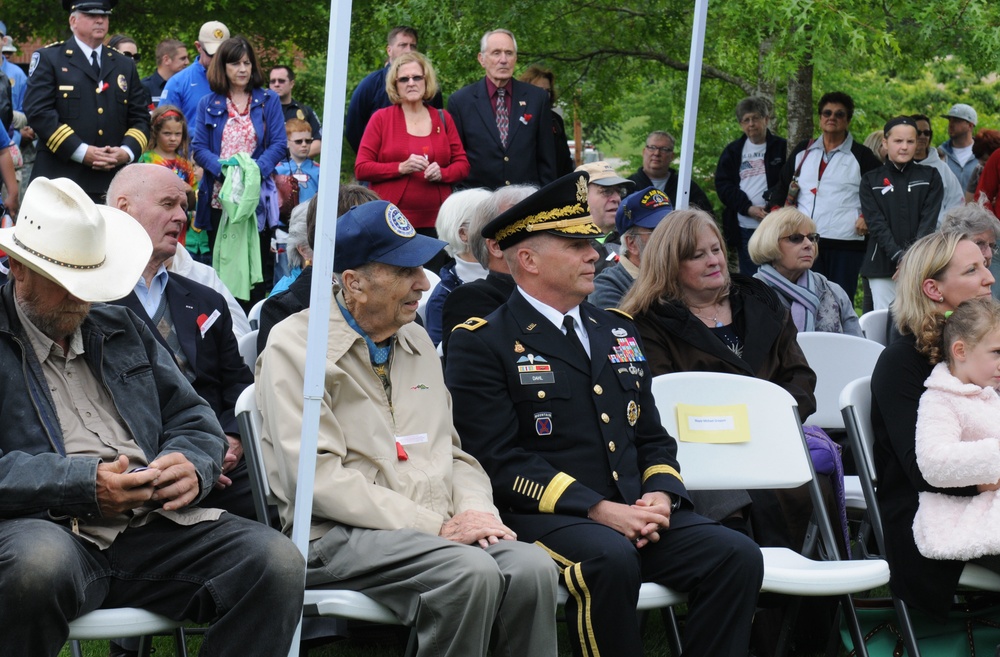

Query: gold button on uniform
left=97, top=129, right=103, bottom=136
left=601, top=413, right=610, bottom=423
left=537, top=390, right=546, bottom=399
left=97, top=108, right=103, bottom=114
left=593, top=385, right=603, bottom=395
left=504, top=156, right=509, bottom=162
left=612, top=471, right=619, bottom=481
left=608, top=441, right=616, bottom=452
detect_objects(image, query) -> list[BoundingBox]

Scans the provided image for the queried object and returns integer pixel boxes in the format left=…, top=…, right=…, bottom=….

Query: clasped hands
left=96, top=453, right=200, bottom=516
left=588, top=492, right=674, bottom=549
left=84, top=145, right=129, bottom=171
left=440, top=509, right=517, bottom=549
left=398, top=154, right=442, bottom=182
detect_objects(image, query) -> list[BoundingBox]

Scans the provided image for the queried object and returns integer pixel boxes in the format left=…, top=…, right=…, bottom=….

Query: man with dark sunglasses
left=269, top=64, right=322, bottom=158
left=770, top=91, right=881, bottom=303
left=911, top=113, right=963, bottom=224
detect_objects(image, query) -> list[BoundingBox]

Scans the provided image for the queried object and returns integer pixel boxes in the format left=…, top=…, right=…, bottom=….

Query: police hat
left=482, top=171, right=603, bottom=250
left=334, top=201, right=445, bottom=272
left=63, top=0, right=117, bottom=14
left=616, top=187, right=673, bottom=235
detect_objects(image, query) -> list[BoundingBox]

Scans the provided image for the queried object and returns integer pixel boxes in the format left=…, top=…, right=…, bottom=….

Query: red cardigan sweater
left=355, top=103, right=470, bottom=228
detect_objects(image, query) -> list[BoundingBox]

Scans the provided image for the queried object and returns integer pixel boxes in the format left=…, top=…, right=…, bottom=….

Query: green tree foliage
left=9, top=0, right=1000, bottom=186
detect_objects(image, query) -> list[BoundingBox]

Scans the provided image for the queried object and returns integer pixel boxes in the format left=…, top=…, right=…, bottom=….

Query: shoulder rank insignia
left=607, top=308, right=633, bottom=320
left=452, top=317, right=487, bottom=332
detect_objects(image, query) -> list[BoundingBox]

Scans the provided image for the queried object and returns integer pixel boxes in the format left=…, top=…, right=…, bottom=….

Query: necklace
left=689, top=301, right=724, bottom=328
left=228, top=92, right=251, bottom=116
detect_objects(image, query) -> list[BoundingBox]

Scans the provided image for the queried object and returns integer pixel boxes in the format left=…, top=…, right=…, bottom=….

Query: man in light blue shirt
left=160, top=20, right=229, bottom=122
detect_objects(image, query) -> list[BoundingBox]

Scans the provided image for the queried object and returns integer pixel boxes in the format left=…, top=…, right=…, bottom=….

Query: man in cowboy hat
left=445, top=171, right=762, bottom=657
left=0, top=176, right=304, bottom=655
left=23, top=0, right=150, bottom=201
left=257, top=199, right=559, bottom=657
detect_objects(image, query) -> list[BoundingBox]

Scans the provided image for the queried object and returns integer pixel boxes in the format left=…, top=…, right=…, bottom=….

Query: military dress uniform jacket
left=24, top=41, right=148, bottom=196
left=445, top=290, right=701, bottom=541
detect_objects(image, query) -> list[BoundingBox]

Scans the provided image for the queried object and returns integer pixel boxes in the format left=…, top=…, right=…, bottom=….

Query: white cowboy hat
left=0, top=177, right=152, bottom=302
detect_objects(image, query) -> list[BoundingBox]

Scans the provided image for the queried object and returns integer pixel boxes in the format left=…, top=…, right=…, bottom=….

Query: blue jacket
left=0, top=282, right=225, bottom=522
left=160, top=59, right=210, bottom=124
left=191, top=87, right=288, bottom=230
left=425, top=261, right=462, bottom=345
left=939, top=139, right=979, bottom=191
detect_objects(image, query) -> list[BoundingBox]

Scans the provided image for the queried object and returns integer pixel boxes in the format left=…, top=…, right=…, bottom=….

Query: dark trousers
left=0, top=514, right=304, bottom=656
left=813, top=240, right=864, bottom=301
left=531, top=511, right=763, bottom=657
left=738, top=226, right=760, bottom=276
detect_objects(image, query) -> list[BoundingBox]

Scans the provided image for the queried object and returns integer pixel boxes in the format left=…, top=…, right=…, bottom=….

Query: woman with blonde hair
left=355, top=51, right=469, bottom=236
left=748, top=206, right=861, bottom=335
left=872, top=230, right=995, bottom=618
left=621, top=209, right=815, bottom=537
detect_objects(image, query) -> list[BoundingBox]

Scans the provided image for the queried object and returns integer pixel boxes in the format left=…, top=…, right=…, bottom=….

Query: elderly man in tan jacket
left=256, top=200, right=558, bottom=657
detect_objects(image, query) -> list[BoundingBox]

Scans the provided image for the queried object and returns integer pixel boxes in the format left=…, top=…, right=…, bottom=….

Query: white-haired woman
left=748, top=206, right=862, bottom=336
left=424, top=188, right=491, bottom=344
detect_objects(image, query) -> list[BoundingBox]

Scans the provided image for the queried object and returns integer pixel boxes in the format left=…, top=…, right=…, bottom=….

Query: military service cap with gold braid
left=481, top=171, right=603, bottom=250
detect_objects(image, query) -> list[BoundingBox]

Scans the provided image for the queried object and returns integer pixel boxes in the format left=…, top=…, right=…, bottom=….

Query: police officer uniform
left=24, top=0, right=148, bottom=200
left=445, top=172, right=763, bottom=657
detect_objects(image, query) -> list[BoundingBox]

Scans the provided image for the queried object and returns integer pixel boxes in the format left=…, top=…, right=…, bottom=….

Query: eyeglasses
left=594, top=185, right=629, bottom=199
left=974, top=239, right=1000, bottom=256
left=820, top=109, right=848, bottom=119
left=916, top=130, right=933, bottom=137
left=397, top=75, right=425, bottom=84
left=644, top=144, right=674, bottom=155
left=269, top=78, right=288, bottom=85
left=739, top=114, right=766, bottom=125
left=120, top=51, right=141, bottom=62
left=291, top=138, right=315, bottom=145
left=782, top=233, right=820, bottom=244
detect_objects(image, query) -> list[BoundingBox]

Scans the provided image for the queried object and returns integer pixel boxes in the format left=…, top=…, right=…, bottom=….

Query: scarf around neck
left=756, top=264, right=820, bottom=332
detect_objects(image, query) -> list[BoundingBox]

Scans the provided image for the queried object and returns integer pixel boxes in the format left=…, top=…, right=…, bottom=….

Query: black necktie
left=90, top=50, right=101, bottom=79
left=562, top=315, right=589, bottom=360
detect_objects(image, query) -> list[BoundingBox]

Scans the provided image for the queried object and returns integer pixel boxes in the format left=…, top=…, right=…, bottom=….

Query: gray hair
left=940, top=201, right=1000, bottom=242
left=735, top=96, right=772, bottom=122
left=646, top=130, right=675, bottom=147
left=468, top=185, right=537, bottom=268
left=286, top=202, right=312, bottom=270
left=435, top=189, right=493, bottom=258
left=480, top=29, right=517, bottom=54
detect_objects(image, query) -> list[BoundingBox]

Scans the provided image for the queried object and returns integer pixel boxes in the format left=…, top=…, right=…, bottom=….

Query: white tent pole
left=675, top=0, right=709, bottom=210
left=286, top=1, right=352, bottom=654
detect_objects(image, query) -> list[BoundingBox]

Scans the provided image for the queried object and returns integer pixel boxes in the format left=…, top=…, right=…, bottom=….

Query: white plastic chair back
left=237, top=330, right=259, bottom=371
left=797, top=332, right=884, bottom=430
left=858, top=309, right=889, bottom=346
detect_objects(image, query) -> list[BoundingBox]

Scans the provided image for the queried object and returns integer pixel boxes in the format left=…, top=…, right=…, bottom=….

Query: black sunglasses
left=782, top=233, right=820, bottom=244
left=916, top=130, right=933, bottom=137
left=397, top=75, right=425, bottom=84
left=120, top=51, right=141, bottom=62
left=291, top=138, right=315, bottom=145
left=820, top=109, right=847, bottom=119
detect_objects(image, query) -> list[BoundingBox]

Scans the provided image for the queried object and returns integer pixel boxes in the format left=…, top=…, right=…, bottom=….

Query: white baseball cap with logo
left=198, top=21, right=231, bottom=56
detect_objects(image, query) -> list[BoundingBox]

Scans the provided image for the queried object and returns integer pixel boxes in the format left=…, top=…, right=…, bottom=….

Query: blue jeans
left=0, top=515, right=304, bottom=656
left=737, top=227, right=759, bottom=276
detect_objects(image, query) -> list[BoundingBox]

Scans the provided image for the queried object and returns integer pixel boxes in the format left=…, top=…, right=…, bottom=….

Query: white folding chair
left=858, top=309, right=889, bottom=346
left=238, top=384, right=689, bottom=655
left=67, top=608, right=185, bottom=657
left=796, top=331, right=885, bottom=512
left=236, top=385, right=419, bottom=656
left=247, top=298, right=267, bottom=331
left=840, top=376, right=1000, bottom=657
left=651, top=371, right=890, bottom=657
left=237, top=329, right=259, bottom=371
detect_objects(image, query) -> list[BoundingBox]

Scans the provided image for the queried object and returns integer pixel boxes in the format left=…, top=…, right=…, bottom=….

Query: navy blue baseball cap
left=615, top=187, right=674, bottom=234
left=334, top=201, right=445, bottom=272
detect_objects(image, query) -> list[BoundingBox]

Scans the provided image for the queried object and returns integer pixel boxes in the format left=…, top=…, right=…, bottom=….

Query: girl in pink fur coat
left=913, top=297, right=1000, bottom=560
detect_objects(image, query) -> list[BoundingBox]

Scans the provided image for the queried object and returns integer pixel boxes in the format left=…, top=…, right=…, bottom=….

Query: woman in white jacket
left=913, top=296, right=1000, bottom=560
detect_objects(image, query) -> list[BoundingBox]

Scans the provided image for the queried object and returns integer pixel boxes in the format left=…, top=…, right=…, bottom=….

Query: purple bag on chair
left=804, top=425, right=850, bottom=556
